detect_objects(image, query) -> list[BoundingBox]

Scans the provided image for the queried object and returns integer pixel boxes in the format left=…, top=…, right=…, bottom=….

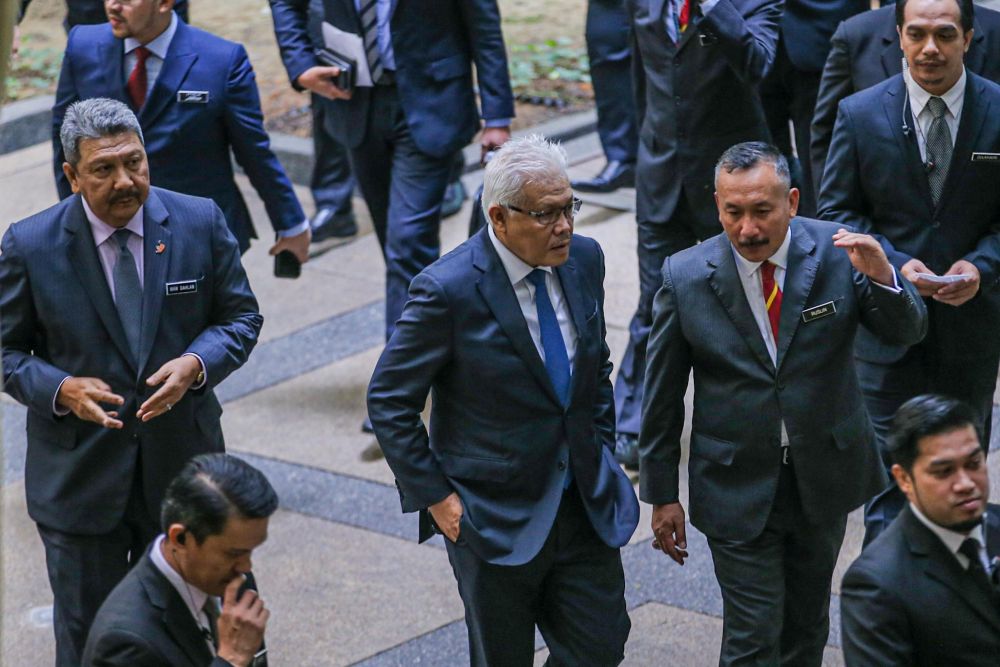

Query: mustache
left=737, top=237, right=769, bottom=248
left=109, top=189, right=141, bottom=204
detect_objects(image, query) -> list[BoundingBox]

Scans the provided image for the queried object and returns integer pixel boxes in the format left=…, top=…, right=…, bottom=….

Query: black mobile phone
left=274, top=250, right=301, bottom=279
left=315, top=47, right=356, bottom=91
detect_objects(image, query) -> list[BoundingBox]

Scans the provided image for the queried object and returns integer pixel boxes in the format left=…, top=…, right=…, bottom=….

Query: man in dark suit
left=841, top=394, right=1000, bottom=666
left=52, top=0, right=310, bottom=260
left=0, top=98, right=262, bottom=666
left=760, top=0, right=868, bottom=217
left=810, top=1, right=1000, bottom=190
left=818, top=0, right=1000, bottom=543
left=268, top=0, right=514, bottom=343
left=572, top=0, right=638, bottom=194
left=367, top=136, right=639, bottom=665
left=19, top=0, right=188, bottom=30
left=612, top=0, right=781, bottom=468
left=641, top=142, right=926, bottom=665
left=83, top=453, right=276, bottom=667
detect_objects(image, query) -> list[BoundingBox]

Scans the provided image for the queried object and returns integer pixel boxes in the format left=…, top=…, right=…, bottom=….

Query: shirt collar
left=149, top=534, right=211, bottom=622
left=124, top=10, right=177, bottom=59
left=487, top=224, right=553, bottom=287
left=905, top=65, right=966, bottom=119
left=909, top=501, right=986, bottom=559
left=81, top=196, right=145, bottom=248
left=731, top=222, right=792, bottom=279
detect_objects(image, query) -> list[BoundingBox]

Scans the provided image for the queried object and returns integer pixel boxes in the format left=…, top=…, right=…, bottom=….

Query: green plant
left=6, top=38, right=63, bottom=101
left=509, top=37, right=590, bottom=103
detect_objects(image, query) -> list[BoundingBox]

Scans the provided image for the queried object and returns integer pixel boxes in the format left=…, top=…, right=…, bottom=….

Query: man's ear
left=964, top=28, right=974, bottom=53
left=788, top=187, right=800, bottom=218
left=62, top=163, right=81, bottom=194
left=488, top=204, right=507, bottom=237
left=891, top=463, right=915, bottom=501
left=166, top=523, right=188, bottom=548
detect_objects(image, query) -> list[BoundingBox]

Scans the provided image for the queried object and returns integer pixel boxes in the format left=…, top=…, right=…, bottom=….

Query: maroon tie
left=761, top=261, right=782, bottom=342
left=127, top=46, right=150, bottom=110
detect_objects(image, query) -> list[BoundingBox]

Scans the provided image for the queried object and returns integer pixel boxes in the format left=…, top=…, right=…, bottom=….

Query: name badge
left=699, top=32, right=718, bottom=46
left=177, top=90, right=209, bottom=104
left=165, top=279, right=198, bottom=296
left=801, top=300, right=836, bottom=323
left=971, top=152, right=1000, bottom=164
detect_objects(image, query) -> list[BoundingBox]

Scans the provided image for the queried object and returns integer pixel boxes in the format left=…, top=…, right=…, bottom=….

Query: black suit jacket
left=779, top=0, right=868, bottom=73
left=811, top=4, right=1000, bottom=189
left=841, top=504, right=1000, bottom=667
left=82, top=551, right=266, bottom=667
left=818, top=73, right=1000, bottom=388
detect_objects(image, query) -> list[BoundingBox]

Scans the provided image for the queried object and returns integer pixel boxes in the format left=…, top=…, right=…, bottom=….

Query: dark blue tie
left=527, top=269, right=571, bottom=404
left=113, top=229, right=142, bottom=361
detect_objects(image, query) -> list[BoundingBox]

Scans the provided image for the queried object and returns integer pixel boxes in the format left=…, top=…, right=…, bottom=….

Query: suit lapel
left=103, top=36, right=129, bottom=103
left=137, top=191, right=171, bottom=377
left=935, top=75, right=990, bottom=214
left=473, top=232, right=564, bottom=408
left=883, top=80, right=936, bottom=211
left=140, top=22, right=197, bottom=128
left=137, top=554, right=210, bottom=667
left=986, top=505, right=1000, bottom=560
left=880, top=31, right=900, bottom=79
left=64, top=196, right=137, bottom=372
left=775, top=224, right=819, bottom=371
left=554, top=256, right=592, bottom=403
left=706, top=236, right=775, bottom=373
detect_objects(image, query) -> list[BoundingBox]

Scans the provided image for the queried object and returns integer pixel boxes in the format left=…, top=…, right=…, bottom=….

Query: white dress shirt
left=731, top=230, right=791, bottom=366
left=82, top=198, right=145, bottom=298
left=123, top=11, right=178, bottom=95
left=150, top=534, right=218, bottom=655
left=910, top=502, right=990, bottom=571
left=487, top=225, right=578, bottom=369
left=905, top=66, right=966, bottom=163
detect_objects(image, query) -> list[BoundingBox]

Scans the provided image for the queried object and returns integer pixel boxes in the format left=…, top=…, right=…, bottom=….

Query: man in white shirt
left=83, top=453, right=275, bottom=667
left=841, top=394, right=1000, bottom=666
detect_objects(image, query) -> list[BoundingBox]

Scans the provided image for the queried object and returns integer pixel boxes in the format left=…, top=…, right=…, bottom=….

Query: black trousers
left=445, top=488, right=630, bottom=666
left=37, top=466, right=158, bottom=667
left=586, top=0, right=638, bottom=165
left=707, top=464, right=847, bottom=667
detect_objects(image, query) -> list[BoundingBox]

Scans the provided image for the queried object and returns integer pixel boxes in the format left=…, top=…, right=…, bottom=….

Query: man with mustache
left=840, top=394, right=1000, bottom=666
left=0, top=98, right=262, bottom=666
left=819, top=0, right=1000, bottom=545
left=641, top=142, right=926, bottom=665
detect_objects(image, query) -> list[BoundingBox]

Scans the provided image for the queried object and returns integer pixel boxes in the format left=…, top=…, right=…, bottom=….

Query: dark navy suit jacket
left=52, top=19, right=305, bottom=252
left=779, top=0, right=868, bottom=74
left=367, top=230, right=639, bottom=566
left=0, top=188, right=262, bottom=535
left=268, top=0, right=515, bottom=159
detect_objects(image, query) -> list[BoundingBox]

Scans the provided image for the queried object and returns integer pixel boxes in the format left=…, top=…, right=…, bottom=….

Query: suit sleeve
left=183, top=205, right=263, bottom=388
left=698, top=0, right=783, bottom=85
left=367, top=272, right=455, bottom=512
left=0, top=225, right=72, bottom=421
left=638, top=259, right=691, bottom=505
left=810, top=20, right=852, bottom=194
left=594, top=244, right=616, bottom=451
left=841, top=563, right=916, bottom=667
left=222, top=44, right=306, bottom=234
left=52, top=26, right=81, bottom=200
left=457, top=0, right=515, bottom=123
left=267, top=0, right=316, bottom=89
left=854, top=267, right=928, bottom=347
left=85, top=630, right=234, bottom=667
left=962, top=218, right=1000, bottom=291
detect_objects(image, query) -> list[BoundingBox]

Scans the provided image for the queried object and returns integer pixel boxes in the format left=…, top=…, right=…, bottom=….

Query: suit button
left=558, top=460, right=567, bottom=470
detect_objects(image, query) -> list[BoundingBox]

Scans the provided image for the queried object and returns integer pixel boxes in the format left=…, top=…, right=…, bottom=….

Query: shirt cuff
left=484, top=118, right=511, bottom=129
left=183, top=353, right=208, bottom=389
left=52, top=376, right=72, bottom=416
left=872, top=267, right=902, bottom=293
left=277, top=219, right=310, bottom=238
left=699, top=0, right=721, bottom=15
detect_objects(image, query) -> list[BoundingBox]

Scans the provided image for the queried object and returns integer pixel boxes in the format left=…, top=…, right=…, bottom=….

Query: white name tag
left=165, top=279, right=198, bottom=295
left=177, top=90, right=209, bottom=104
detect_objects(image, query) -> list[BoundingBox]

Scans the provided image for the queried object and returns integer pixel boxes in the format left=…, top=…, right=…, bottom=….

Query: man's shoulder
left=667, top=234, right=722, bottom=276
left=175, top=22, right=246, bottom=61
left=968, top=70, right=1000, bottom=104
left=5, top=196, right=77, bottom=247
left=150, top=187, right=221, bottom=222
left=839, top=5, right=894, bottom=43
left=65, top=22, right=116, bottom=52
left=841, top=74, right=899, bottom=113
left=977, top=4, right=1000, bottom=32
left=89, top=556, right=162, bottom=634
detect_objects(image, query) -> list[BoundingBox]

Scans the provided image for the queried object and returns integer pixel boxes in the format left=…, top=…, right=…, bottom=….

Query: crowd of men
left=3, top=0, right=1000, bottom=665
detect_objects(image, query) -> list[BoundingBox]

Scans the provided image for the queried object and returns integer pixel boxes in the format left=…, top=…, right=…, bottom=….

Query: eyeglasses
left=505, top=197, right=582, bottom=227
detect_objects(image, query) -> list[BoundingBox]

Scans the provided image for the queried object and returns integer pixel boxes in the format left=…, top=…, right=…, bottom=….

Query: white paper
left=321, top=22, right=372, bottom=87
left=913, top=272, right=973, bottom=284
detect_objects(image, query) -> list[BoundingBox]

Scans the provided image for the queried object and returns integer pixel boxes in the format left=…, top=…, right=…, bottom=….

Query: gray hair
left=60, top=98, right=145, bottom=166
left=714, top=141, right=790, bottom=191
left=481, top=134, right=569, bottom=220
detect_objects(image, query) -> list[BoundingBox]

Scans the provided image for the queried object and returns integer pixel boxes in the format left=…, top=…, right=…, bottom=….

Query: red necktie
left=761, top=261, right=782, bottom=342
left=127, top=46, right=150, bottom=110
left=679, top=0, right=692, bottom=32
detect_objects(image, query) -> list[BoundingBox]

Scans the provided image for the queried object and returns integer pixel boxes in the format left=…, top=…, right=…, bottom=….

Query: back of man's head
left=161, top=453, right=279, bottom=545
left=887, top=394, right=981, bottom=472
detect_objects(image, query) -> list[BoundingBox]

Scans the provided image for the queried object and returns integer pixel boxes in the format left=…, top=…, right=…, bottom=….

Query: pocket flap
left=690, top=431, right=736, bottom=465
left=425, top=54, right=470, bottom=82
left=438, top=451, right=513, bottom=482
left=27, top=413, right=77, bottom=450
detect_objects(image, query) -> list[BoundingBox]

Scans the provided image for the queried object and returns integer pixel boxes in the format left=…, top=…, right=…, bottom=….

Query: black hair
left=714, top=141, right=791, bottom=190
left=887, top=394, right=982, bottom=472
left=896, top=0, right=974, bottom=33
left=160, top=453, right=279, bottom=544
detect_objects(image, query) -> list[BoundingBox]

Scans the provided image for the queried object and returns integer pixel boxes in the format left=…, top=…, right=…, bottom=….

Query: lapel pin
left=155, top=241, right=166, bottom=254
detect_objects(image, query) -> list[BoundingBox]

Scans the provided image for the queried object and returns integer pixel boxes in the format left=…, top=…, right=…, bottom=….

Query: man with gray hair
left=368, top=134, right=639, bottom=665
left=0, top=97, right=262, bottom=666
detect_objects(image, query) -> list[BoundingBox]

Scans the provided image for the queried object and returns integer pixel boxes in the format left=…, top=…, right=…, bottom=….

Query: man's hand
left=933, top=259, right=980, bottom=306
left=56, top=377, right=125, bottom=429
left=429, top=492, right=463, bottom=543
left=216, top=576, right=268, bottom=667
left=480, top=126, right=511, bottom=164
left=651, top=502, right=688, bottom=565
left=832, top=229, right=895, bottom=287
left=136, top=355, right=202, bottom=422
left=269, top=228, right=311, bottom=265
left=901, top=258, right=943, bottom=297
left=295, top=66, right=352, bottom=100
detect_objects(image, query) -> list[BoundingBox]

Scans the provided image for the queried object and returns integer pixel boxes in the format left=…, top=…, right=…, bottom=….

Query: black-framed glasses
left=505, top=197, right=582, bottom=227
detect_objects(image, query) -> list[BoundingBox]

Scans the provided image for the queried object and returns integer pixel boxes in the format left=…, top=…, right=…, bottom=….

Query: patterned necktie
left=959, top=538, right=995, bottom=594
left=925, top=96, right=952, bottom=206
left=760, top=261, right=782, bottom=343
left=679, top=0, right=692, bottom=32
left=359, top=0, right=384, bottom=84
left=202, top=597, right=220, bottom=649
left=127, top=46, right=150, bottom=110
left=112, top=229, right=142, bottom=361
left=527, top=269, right=571, bottom=405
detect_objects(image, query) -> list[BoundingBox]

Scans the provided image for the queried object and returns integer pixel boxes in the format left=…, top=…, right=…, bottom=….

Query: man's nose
left=111, top=165, right=134, bottom=189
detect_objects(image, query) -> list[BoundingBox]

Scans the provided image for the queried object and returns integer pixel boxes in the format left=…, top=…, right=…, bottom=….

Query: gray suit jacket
left=841, top=504, right=1000, bottom=667
left=639, top=219, right=927, bottom=541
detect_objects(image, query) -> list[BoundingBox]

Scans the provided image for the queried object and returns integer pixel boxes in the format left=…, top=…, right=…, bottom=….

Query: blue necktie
left=113, top=228, right=142, bottom=361
left=527, top=269, right=571, bottom=405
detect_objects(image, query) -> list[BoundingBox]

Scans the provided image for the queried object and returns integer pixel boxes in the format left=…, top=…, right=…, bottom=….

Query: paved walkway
left=2, top=133, right=998, bottom=665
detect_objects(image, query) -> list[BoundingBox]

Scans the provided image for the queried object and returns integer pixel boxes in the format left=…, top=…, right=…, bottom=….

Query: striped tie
left=925, top=96, right=952, bottom=206
left=359, top=0, right=384, bottom=84
left=761, top=261, right=781, bottom=342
